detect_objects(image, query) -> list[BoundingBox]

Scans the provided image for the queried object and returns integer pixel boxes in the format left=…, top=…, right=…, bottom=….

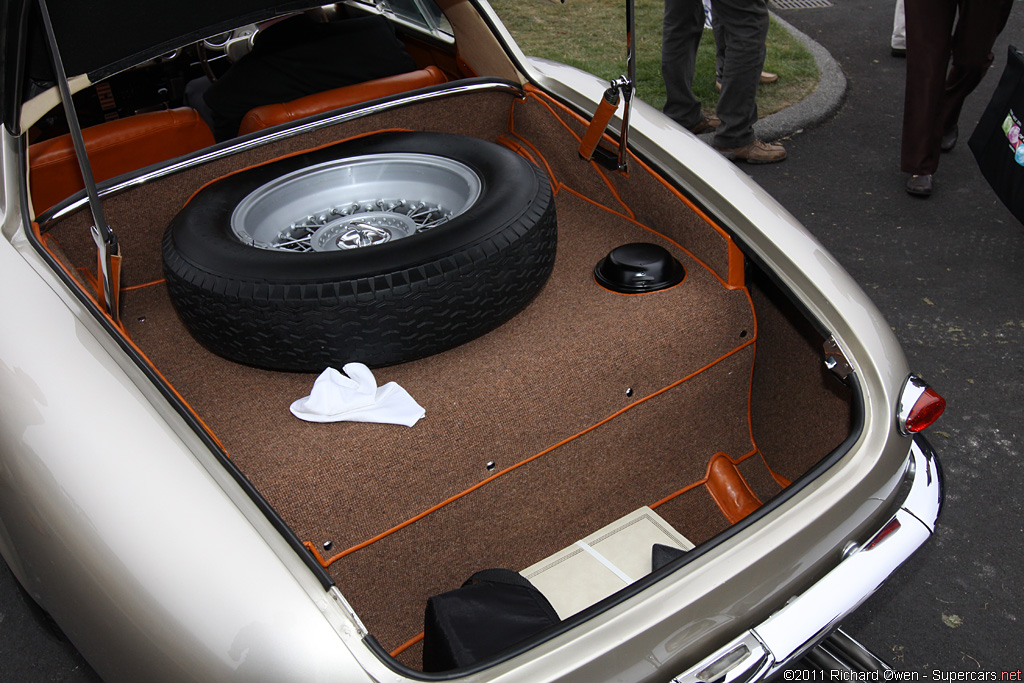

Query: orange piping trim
left=495, top=134, right=539, bottom=167
left=502, top=129, right=561, bottom=192
left=522, top=87, right=744, bottom=289
left=319, top=336, right=758, bottom=568
left=499, top=104, right=747, bottom=296
left=183, top=128, right=417, bottom=206
left=33, top=221, right=105, bottom=313
left=519, top=88, right=588, bottom=148
left=628, top=152, right=746, bottom=290
left=122, top=278, right=166, bottom=292
left=496, top=133, right=559, bottom=197
left=649, top=479, right=708, bottom=510
left=32, top=221, right=229, bottom=454
left=511, top=93, right=633, bottom=216
left=118, top=330, right=229, bottom=454
left=558, top=184, right=730, bottom=290
left=591, top=163, right=636, bottom=220
left=390, top=632, right=425, bottom=658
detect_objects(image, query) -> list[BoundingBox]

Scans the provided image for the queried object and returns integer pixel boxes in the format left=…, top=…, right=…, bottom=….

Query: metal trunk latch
left=823, top=336, right=853, bottom=379
left=38, top=0, right=122, bottom=325
left=577, top=0, right=637, bottom=171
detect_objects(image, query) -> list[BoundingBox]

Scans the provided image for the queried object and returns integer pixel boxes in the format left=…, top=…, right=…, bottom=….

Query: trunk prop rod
left=578, top=0, right=637, bottom=171
left=37, top=0, right=122, bottom=324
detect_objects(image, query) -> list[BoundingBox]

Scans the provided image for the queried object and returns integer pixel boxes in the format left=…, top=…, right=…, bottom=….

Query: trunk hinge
left=823, top=336, right=853, bottom=380
left=37, top=0, right=122, bottom=325
left=578, top=0, right=637, bottom=172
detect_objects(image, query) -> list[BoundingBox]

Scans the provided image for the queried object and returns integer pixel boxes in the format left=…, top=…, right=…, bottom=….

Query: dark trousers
left=901, top=0, right=1013, bottom=174
left=662, top=0, right=768, bottom=148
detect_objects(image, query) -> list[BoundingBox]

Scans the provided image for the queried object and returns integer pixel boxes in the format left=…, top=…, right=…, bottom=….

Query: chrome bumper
left=672, top=436, right=942, bottom=683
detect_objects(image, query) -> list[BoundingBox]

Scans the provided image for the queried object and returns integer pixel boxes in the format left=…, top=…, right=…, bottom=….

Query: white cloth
left=290, top=364, right=425, bottom=426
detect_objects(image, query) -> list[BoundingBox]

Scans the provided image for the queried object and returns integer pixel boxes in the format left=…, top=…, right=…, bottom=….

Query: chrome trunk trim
left=805, top=628, right=893, bottom=674
left=43, top=80, right=525, bottom=224
left=673, top=436, right=941, bottom=683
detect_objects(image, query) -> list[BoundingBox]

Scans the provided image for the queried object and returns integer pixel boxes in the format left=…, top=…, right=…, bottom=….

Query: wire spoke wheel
left=230, top=153, right=483, bottom=253
left=163, top=132, right=557, bottom=371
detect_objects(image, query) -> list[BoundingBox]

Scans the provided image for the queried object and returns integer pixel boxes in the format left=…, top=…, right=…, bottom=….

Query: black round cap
left=594, top=243, right=685, bottom=293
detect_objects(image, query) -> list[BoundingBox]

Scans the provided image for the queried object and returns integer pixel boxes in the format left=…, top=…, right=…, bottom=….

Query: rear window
left=346, top=0, right=452, bottom=40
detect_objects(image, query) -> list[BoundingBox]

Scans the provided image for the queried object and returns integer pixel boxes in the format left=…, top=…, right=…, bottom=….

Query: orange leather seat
left=29, top=107, right=215, bottom=214
left=237, top=65, right=447, bottom=136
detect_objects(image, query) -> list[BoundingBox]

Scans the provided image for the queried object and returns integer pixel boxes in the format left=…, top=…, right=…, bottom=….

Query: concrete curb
left=754, top=12, right=847, bottom=141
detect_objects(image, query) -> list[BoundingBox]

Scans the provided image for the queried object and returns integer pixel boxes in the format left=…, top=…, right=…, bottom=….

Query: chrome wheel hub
left=230, top=153, right=482, bottom=253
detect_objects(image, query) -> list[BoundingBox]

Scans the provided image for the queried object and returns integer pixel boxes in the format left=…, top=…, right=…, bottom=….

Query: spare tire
left=162, top=132, right=557, bottom=371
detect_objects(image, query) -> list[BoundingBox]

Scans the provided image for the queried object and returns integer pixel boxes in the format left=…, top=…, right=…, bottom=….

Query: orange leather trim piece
left=28, top=107, right=215, bottom=215
left=706, top=453, right=763, bottom=524
left=578, top=96, right=618, bottom=161
left=237, top=66, right=447, bottom=136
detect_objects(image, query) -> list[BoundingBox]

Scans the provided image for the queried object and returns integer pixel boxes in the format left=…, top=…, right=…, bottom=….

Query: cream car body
left=0, top=1, right=941, bottom=681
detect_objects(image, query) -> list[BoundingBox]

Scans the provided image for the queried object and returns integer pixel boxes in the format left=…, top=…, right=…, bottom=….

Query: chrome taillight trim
left=896, top=374, right=929, bottom=436
left=672, top=436, right=941, bottom=683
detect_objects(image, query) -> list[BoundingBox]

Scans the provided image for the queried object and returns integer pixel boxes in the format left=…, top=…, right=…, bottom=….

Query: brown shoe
left=716, top=139, right=787, bottom=164
left=717, top=72, right=777, bottom=91
left=688, top=114, right=721, bottom=135
left=906, top=174, right=933, bottom=197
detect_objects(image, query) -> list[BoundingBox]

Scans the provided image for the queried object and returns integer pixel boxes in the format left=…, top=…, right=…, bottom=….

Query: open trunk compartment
left=34, top=85, right=853, bottom=671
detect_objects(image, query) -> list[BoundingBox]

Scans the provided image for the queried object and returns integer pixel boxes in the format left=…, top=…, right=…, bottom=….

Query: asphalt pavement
left=749, top=1, right=1024, bottom=675
left=2, top=2, right=1022, bottom=679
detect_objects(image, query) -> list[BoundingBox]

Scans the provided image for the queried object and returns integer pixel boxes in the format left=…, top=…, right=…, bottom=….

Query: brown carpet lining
left=511, top=90, right=741, bottom=287
left=332, top=346, right=758, bottom=658
left=43, top=91, right=521, bottom=290
left=119, top=189, right=755, bottom=560
left=35, top=86, right=852, bottom=670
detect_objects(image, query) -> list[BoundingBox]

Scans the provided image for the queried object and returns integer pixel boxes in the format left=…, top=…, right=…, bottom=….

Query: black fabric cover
left=969, top=45, right=1024, bottom=226
left=422, top=569, right=561, bottom=672
left=651, top=543, right=688, bottom=571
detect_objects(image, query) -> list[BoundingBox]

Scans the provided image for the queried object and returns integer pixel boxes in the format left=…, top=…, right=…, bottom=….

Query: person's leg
left=938, top=0, right=1015, bottom=138
left=901, top=0, right=958, bottom=176
left=661, top=0, right=706, bottom=129
left=713, top=8, right=726, bottom=84
left=708, top=0, right=768, bottom=150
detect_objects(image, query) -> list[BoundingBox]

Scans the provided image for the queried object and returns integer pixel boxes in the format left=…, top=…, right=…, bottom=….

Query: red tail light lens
left=897, top=376, right=946, bottom=435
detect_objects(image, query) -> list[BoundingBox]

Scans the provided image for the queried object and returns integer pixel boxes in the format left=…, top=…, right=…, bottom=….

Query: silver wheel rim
left=230, top=153, right=483, bottom=252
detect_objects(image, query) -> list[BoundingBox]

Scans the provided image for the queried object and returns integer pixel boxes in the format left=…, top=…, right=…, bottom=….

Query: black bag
left=968, top=45, right=1024, bottom=225
left=422, top=568, right=561, bottom=672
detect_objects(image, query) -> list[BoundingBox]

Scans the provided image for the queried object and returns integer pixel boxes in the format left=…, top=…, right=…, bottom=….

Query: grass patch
left=488, top=0, right=818, bottom=117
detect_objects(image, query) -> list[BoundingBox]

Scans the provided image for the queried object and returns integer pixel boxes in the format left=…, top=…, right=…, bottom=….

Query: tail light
left=897, top=375, right=946, bottom=435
